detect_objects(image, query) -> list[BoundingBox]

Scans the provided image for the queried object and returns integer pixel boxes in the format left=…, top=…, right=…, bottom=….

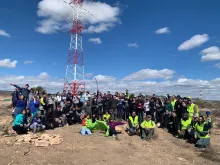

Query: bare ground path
left=0, top=100, right=220, bottom=165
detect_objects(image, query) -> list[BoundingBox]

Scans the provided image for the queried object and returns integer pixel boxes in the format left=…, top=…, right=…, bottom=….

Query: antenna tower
left=63, top=0, right=86, bottom=96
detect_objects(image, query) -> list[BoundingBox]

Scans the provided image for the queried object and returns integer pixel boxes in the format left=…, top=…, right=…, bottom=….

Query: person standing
left=11, top=88, right=19, bottom=108
left=10, top=83, right=30, bottom=108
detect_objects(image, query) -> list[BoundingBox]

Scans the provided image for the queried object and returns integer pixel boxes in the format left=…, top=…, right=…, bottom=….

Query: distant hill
left=0, top=90, right=12, bottom=97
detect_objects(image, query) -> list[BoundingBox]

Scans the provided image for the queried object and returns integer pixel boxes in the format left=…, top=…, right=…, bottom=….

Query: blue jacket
left=12, top=114, right=25, bottom=127
left=16, top=100, right=26, bottom=109
left=31, top=116, right=43, bottom=125
left=29, top=100, right=40, bottom=114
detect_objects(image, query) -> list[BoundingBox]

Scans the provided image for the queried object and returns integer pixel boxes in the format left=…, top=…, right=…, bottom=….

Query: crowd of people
left=10, top=83, right=213, bottom=148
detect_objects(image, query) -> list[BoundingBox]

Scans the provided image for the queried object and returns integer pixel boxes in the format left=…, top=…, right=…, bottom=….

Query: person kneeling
left=12, top=109, right=30, bottom=135
left=194, top=116, right=211, bottom=148
left=178, top=113, right=191, bottom=139
left=127, top=111, right=139, bottom=136
left=140, top=115, right=156, bottom=141
left=30, top=112, right=45, bottom=134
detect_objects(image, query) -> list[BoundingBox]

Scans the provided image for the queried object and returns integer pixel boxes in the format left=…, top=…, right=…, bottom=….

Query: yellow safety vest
left=171, top=100, right=176, bottom=110
left=129, top=116, right=139, bottom=127
left=195, top=122, right=210, bottom=139
left=141, top=120, right=156, bottom=129
left=103, top=114, right=111, bottom=120
left=181, top=118, right=192, bottom=130
left=187, top=103, right=199, bottom=119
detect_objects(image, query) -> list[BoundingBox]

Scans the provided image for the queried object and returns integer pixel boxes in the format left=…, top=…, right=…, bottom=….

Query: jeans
left=30, top=122, right=46, bottom=133
left=80, top=128, right=92, bottom=136
left=196, top=138, right=210, bottom=148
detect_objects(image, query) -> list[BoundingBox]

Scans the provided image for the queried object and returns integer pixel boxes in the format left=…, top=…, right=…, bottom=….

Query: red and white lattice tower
left=64, top=0, right=86, bottom=96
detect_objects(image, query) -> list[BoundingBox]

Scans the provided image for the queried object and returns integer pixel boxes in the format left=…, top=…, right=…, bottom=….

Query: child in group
left=12, top=109, right=30, bottom=134
left=30, top=111, right=46, bottom=134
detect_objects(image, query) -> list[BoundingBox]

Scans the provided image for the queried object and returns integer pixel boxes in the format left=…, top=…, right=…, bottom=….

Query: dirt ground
left=0, top=100, right=220, bottom=165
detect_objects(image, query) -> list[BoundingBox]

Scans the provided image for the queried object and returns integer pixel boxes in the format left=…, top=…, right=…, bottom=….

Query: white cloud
left=178, top=34, right=209, bottom=51
left=93, top=75, right=116, bottom=82
left=0, top=29, right=11, bottom=38
left=123, top=69, right=175, bottom=81
left=0, top=59, right=17, bottom=68
left=215, top=63, right=220, bottom=69
left=200, top=46, right=220, bottom=61
left=85, top=73, right=94, bottom=78
left=36, top=0, right=120, bottom=34
left=24, top=61, right=33, bottom=64
left=88, top=38, right=102, bottom=44
left=127, top=43, right=139, bottom=48
left=39, top=72, right=49, bottom=79
left=155, top=27, right=169, bottom=34
left=1, top=73, right=220, bottom=100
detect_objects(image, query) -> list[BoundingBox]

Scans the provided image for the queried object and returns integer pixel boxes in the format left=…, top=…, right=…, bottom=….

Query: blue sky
left=1, top=0, right=220, bottom=99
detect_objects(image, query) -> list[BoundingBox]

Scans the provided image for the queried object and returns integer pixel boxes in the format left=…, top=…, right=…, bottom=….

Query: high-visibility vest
left=103, top=114, right=111, bottom=120
left=181, top=118, right=192, bottom=130
left=187, top=103, right=199, bottom=119
left=129, top=116, right=139, bottom=127
left=141, top=120, right=156, bottom=129
left=195, top=122, right=210, bottom=138
left=171, top=100, right=176, bottom=110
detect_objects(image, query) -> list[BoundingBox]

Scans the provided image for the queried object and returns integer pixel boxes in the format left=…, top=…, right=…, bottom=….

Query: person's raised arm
left=10, top=83, right=22, bottom=90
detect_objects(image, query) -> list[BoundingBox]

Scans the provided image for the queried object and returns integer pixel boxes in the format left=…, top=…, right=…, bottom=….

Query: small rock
left=35, top=140, right=49, bottom=147
left=15, top=137, right=24, bottom=143
left=49, top=137, right=62, bottom=145
left=177, top=157, right=187, bottom=161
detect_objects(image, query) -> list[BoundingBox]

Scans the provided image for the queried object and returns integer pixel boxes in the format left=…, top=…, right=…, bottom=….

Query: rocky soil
left=0, top=99, right=220, bottom=165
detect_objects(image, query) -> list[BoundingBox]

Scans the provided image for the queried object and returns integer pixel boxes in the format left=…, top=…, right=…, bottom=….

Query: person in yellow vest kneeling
left=127, top=111, right=139, bottom=136
left=194, top=116, right=211, bottom=148
left=140, top=115, right=156, bottom=141
left=103, top=111, right=111, bottom=122
left=178, top=113, right=191, bottom=138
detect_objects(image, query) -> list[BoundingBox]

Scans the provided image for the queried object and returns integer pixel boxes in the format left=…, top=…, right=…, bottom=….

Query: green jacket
left=164, top=103, right=173, bottom=112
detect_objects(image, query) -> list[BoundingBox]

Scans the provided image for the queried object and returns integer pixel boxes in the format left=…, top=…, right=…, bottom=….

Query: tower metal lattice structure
left=63, top=0, right=86, bottom=96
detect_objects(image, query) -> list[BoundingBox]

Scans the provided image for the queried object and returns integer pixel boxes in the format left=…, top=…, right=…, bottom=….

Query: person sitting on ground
left=127, top=111, right=139, bottom=136
left=80, top=114, right=92, bottom=136
left=45, top=108, right=54, bottom=129
left=140, top=115, right=156, bottom=141
left=24, top=108, right=32, bottom=129
left=167, top=111, right=177, bottom=135
left=187, top=115, right=199, bottom=143
left=53, top=105, right=66, bottom=127
left=178, top=113, right=191, bottom=139
left=12, top=109, right=30, bottom=134
left=29, top=95, right=40, bottom=118
left=30, top=111, right=46, bottom=134
left=13, top=95, right=26, bottom=118
left=194, top=116, right=212, bottom=148
left=103, top=111, right=111, bottom=122
left=107, top=118, right=125, bottom=137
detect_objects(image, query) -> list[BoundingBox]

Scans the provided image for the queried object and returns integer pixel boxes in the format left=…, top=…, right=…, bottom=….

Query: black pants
left=12, top=125, right=28, bottom=134
left=109, top=127, right=117, bottom=136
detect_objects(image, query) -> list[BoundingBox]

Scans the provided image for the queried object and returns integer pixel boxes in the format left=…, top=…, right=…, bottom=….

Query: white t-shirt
left=144, top=102, right=150, bottom=112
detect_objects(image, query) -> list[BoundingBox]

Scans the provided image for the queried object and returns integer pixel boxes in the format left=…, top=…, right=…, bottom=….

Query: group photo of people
left=10, top=83, right=213, bottom=148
